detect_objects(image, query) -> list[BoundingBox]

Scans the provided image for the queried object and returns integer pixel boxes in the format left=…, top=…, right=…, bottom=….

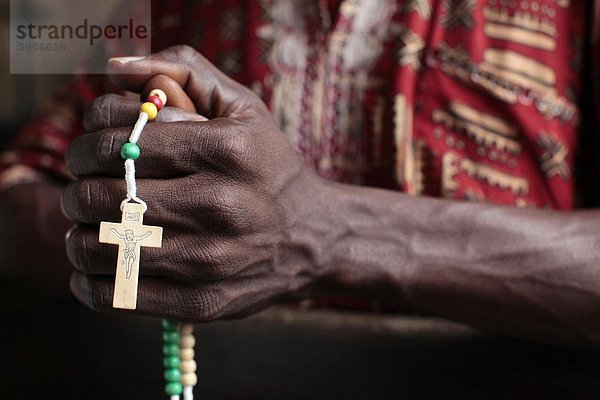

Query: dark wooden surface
left=1, top=288, right=599, bottom=400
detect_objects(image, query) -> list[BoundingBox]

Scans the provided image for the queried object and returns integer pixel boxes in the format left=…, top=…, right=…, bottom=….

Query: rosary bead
left=164, top=368, right=182, bottom=382
left=140, top=102, right=158, bottom=120
left=181, top=372, right=198, bottom=386
left=163, top=355, right=181, bottom=369
left=180, top=360, right=197, bottom=373
left=120, top=143, right=140, bottom=160
left=162, top=319, right=179, bottom=331
left=165, top=382, right=183, bottom=396
left=163, top=330, right=180, bottom=343
left=147, top=95, right=164, bottom=111
left=179, top=348, right=195, bottom=361
left=179, top=334, right=195, bottom=348
left=179, top=324, right=194, bottom=335
left=163, top=343, right=179, bottom=356
left=149, top=89, right=168, bottom=106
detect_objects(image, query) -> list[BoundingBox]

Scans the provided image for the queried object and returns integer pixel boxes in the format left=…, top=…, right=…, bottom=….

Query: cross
left=99, top=202, right=163, bottom=310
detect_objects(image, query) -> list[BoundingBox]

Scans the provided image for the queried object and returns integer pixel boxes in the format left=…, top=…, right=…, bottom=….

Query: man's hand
left=62, top=46, right=328, bottom=321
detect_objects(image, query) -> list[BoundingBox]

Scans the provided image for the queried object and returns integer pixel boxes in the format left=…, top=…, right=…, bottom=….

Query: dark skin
left=4, top=45, right=600, bottom=349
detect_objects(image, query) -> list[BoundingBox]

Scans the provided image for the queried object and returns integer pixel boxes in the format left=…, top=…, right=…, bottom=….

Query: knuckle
left=211, top=121, right=252, bottom=168
left=204, top=184, right=247, bottom=231
left=75, top=180, right=94, bottom=213
left=66, top=227, right=88, bottom=272
left=84, top=94, right=119, bottom=132
left=188, top=238, right=234, bottom=280
left=65, top=179, right=114, bottom=223
left=187, top=287, right=223, bottom=321
left=63, top=181, right=87, bottom=222
left=220, top=189, right=249, bottom=231
left=164, top=44, right=197, bottom=63
left=96, top=129, right=120, bottom=169
left=88, top=280, right=111, bottom=311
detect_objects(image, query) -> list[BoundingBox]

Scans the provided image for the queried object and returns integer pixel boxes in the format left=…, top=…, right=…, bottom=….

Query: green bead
left=165, top=382, right=183, bottom=396
left=163, top=343, right=179, bottom=356
left=163, top=355, right=181, bottom=368
left=162, top=330, right=180, bottom=343
left=162, top=319, right=179, bottom=331
left=164, top=367, right=182, bottom=382
left=120, top=142, right=140, bottom=160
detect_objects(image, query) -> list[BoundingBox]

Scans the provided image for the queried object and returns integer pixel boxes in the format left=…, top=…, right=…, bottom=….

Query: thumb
left=107, top=46, right=267, bottom=119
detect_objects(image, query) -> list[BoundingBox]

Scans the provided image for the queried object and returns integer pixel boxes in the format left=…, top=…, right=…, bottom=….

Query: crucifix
left=99, top=202, right=163, bottom=310
left=93, top=89, right=196, bottom=399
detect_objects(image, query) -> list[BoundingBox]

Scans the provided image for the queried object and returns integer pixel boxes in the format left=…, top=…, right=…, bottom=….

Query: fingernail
left=108, top=56, right=147, bottom=64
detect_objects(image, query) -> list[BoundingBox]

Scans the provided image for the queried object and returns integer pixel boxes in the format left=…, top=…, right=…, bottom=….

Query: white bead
left=149, top=89, right=167, bottom=106
left=180, top=360, right=197, bottom=373
left=180, top=348, right=195, bottom=360
left=181, top=372, right=198, bottom=386
left=180, top=324, right=194, bottom=335
left=179, top=334, right=195, bottom=348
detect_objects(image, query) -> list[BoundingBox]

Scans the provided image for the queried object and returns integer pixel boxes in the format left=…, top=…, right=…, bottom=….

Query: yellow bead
left=180, top=324, right=194, bottom=335
left=180, top=360, right=197, bottom=373
left=149, top=89, right=168, bottom=106
left=180, top=348, right=195, bottom=361
left=179, top=334, right=195, bottom=348
left=181, top=372, right=198, bottom=386
left=140, top=102, right=158, bottom=120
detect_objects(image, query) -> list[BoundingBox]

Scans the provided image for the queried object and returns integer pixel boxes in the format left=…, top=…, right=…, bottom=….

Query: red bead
left=147, top=95, right=164, bottom=111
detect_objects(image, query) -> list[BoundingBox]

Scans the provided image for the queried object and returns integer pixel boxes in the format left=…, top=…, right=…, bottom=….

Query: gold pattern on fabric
left=484, top=23, right=556, bottom=50
left=397, top=26, right=426, bottom=71
left=433, top=101, right=522, bottom=154
left=402, top=0, right=432, bottom=19
left=437, top=43, right=577, bottom=122
left=443, top=152, right=529, bottom=197
left=394, top=94, right=412, bottom=187
left=537, top=132, right=570, bottom=179
left=441, top=0, right=477, bottom=30
left=483, top=49, right=556, bottom=88
left=482, top=5, right=557, bottom=50
left=483, top=7, right=557, bottom=37
left=461, top=158, right=529, bottom=195
left=442, top=152, right=460, bottom=198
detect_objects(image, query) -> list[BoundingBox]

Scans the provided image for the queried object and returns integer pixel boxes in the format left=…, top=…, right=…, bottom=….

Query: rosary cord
left=129, top=111, right=149, bottom=144
left=123, top=89, right=198, bottom=400
left=121, top=111, right=149, bottom=213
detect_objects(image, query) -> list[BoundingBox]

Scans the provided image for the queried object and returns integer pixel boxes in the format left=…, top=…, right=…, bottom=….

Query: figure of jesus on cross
left=99, top=202, right=163, bottom=310
left=109, top=228, right=152, bottom=279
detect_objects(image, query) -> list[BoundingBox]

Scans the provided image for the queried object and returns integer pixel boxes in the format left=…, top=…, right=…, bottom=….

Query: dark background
left=3, top=287, right=600, bottom=400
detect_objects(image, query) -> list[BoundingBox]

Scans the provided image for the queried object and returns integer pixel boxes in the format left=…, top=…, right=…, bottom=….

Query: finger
left=107, top=45, right=268, bottom=119
left=84, top=94, right=206, bottom=133
left=63, top=176, right=184, bottom=225
left=70, top=271, right=224, bottom=321
left=141, top=74, right=197, bottom=114
left=66, top=225, right=241, bottom=281
left=62, top=175, right=254, bottom=231
left=66, top=118, right=251, bottom=178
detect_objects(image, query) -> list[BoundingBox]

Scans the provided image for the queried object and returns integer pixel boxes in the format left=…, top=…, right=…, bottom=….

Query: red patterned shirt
left=0, top=0, right=592, bottom=212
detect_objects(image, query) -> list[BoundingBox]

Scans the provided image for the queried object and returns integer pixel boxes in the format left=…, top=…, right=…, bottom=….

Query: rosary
left=98, top=89, right=198, bottom=400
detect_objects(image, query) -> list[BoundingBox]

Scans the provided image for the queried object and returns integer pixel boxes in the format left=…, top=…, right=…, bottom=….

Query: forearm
left=300, top=178, right=600, bottom=348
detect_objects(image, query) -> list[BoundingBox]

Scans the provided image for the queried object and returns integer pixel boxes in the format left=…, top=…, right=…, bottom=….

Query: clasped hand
left=63, top=46, right=328, bottom=321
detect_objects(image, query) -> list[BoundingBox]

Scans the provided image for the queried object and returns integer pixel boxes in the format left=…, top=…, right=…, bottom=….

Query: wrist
left=279, top=172, right=413, bottom=306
